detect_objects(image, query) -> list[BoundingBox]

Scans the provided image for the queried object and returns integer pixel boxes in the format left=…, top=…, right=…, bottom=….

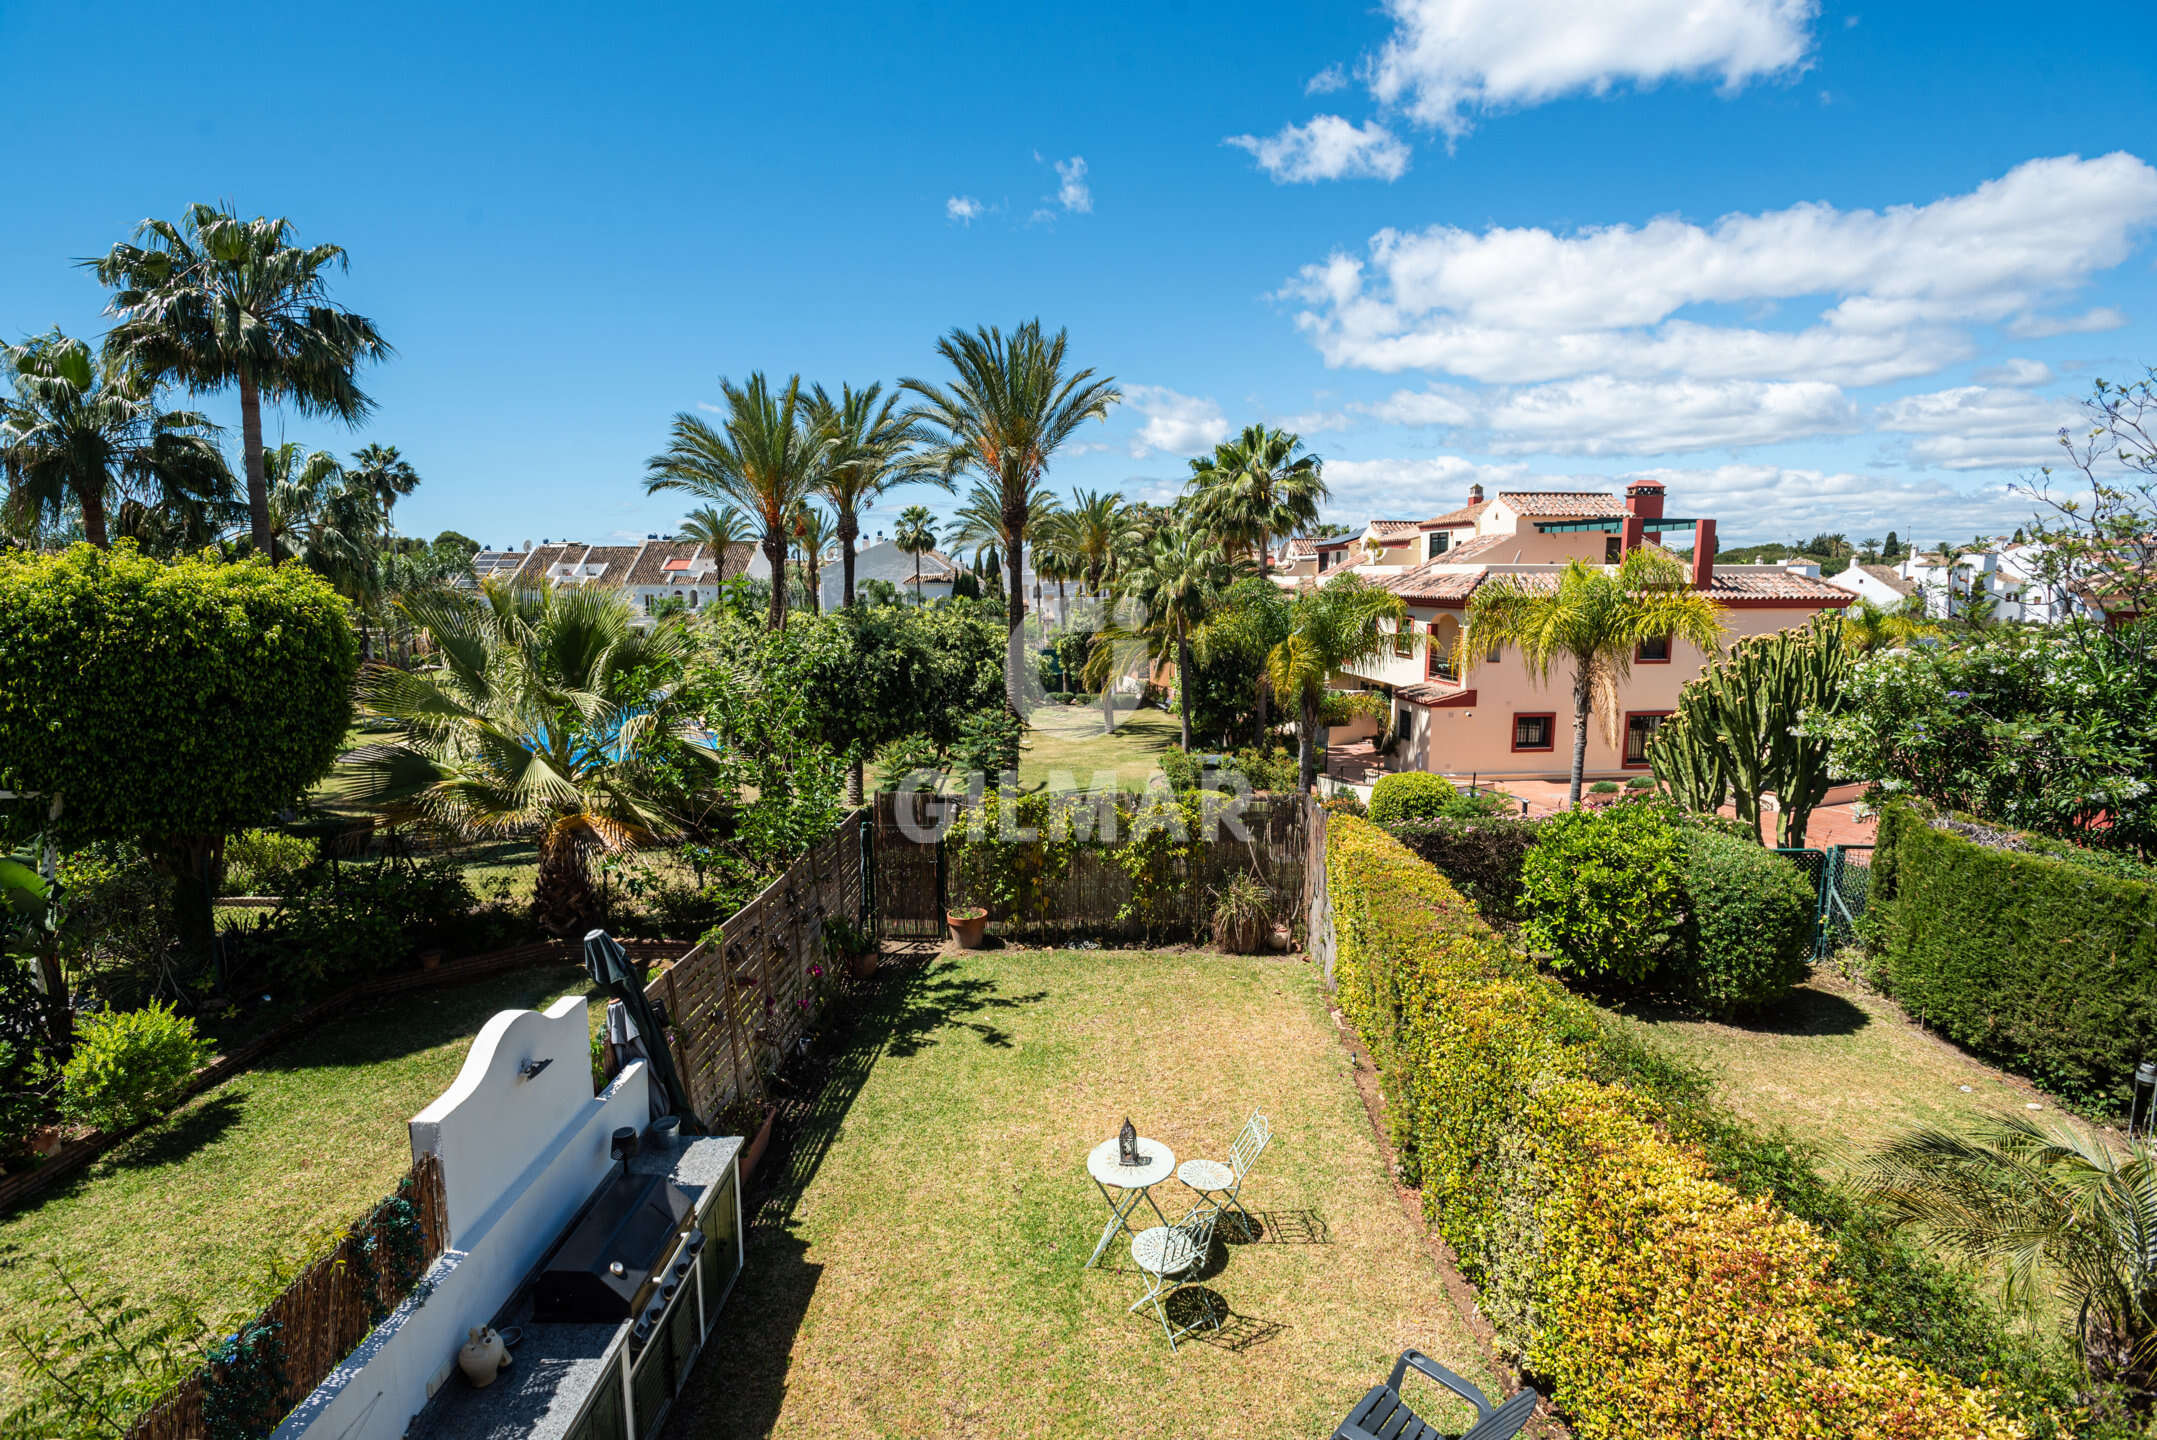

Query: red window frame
left=1635, top=635, right=1672, bottom=664
left=1511, top=712, right=1556, bottom=752
left=1622, top=710, right=1671, bottom=768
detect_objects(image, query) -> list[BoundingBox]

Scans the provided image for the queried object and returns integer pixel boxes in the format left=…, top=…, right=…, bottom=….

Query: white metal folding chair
left=1178, top=1111, right=1269, bottom=1240
left=1127, top=1201, right=1222, bottom=1350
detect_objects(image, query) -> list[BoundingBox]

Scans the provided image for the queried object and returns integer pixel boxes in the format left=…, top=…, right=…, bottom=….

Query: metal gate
left=1773, top=843, right=1873, bottom=960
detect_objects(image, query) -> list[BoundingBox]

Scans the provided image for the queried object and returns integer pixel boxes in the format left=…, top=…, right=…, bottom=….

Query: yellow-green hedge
left=1325, top=813, right=2027, bottom=1440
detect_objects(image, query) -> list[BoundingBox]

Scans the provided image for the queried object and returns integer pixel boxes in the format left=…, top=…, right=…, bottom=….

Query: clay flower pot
left=947, top=907, right=989, bottom=949
left=848, top=948, right=880, bottom=981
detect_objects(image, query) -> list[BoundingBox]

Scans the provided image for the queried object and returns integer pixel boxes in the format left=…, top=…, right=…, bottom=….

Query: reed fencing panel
left=122, top=1152, right=449, bottom=1440
left=643, top=809, right=866, bottom=1128
left=877, top=791, right=1309, bottom=945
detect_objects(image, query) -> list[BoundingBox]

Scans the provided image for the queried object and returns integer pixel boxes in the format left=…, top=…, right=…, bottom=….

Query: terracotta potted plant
left=722, top=1098, right=781, bottom=1186
left=947, top=906, right=989, bottom=949
left=1209, top=873, right=1271, bottom=955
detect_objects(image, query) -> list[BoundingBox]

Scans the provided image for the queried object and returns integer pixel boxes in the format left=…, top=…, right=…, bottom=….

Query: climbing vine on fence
left=200, top=1321, right=287, bottom=1440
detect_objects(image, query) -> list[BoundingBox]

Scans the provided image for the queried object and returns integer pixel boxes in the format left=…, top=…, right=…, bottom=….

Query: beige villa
left=1327, top=479, right=1853, bottom=783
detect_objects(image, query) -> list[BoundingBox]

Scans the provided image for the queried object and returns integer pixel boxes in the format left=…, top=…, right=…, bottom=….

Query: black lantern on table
left=1118, top=1117, right=1141, bottom=1167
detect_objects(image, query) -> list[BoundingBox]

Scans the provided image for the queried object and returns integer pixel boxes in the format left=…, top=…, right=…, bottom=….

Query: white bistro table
left=1085, top=1136, right=1175, bottom=1269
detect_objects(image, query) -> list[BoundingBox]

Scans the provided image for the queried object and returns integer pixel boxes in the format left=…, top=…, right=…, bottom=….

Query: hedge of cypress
left=1870, top=802, right=2157, bottom=1111
left=1324, top=813, right=2038, bottom=1438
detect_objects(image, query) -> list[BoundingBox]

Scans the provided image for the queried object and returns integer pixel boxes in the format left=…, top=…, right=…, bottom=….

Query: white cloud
left=2006, top=306, right=2127, bottom=338
left=1281, top=154, right=2157, bottom=433
left=1322, top=456, right=1533, bottom=516
left=1973, top=357, right=2054, bottom=387
left=1483, top=377, right=1860, bottom=454
left=1370, top=0, right=1818, bottom=140
left=946, top=195, right=984, bottom=225
left=1306, top=64, right=1351, bottom=95
left=1226, top=116, right=1412, bottom=184
left=1358, top=385, right=1480, bottom=427
left=1621, top=463, right=2029, bottom=542
left=1125, top=384, right=1230, bottom=458
left=1054, top=156, right=1092, bottom=213
left=1873, top=384, right=2080, bottom=470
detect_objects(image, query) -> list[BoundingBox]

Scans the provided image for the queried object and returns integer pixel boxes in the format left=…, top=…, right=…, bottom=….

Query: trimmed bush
left=1384, top=816, right=1541, bottom=926
left=59, top=1002, right=209, bottom=1131
left=1368, top=772, right=1456, bottom=824
left=1324, top=815, right=2036, bottom=1439
left=1870, top=801, right=2157, bottom=1111
left=1518, top=801, right=1682, bottom=983
left=222, top=828, right=316, bottom=896
left=1675, top=829, right=1815, bottom=1014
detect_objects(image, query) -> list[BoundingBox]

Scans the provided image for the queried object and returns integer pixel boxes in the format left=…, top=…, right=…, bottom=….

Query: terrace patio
left=660, top=943, right=1501, bottom=1439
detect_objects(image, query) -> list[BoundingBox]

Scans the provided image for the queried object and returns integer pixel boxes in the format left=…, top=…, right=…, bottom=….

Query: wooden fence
left=641, top=809, right=868, bottom=1128
left=122, top=1152, right=450, bottom=1440
left=872, top=790, right=1310, bottom=945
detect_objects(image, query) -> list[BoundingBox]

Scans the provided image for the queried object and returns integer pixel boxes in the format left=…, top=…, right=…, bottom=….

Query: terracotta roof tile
left=1498, top=491, right=1624, bottom=517
left=1418, top=500, right=1490, bottom=530
left=1705, top=569, right=1855, bottom=602
left=1368, top=519, right=1422, bottom=535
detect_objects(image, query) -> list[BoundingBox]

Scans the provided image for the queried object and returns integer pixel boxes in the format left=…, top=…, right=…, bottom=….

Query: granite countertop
left=414, top=1134, right=743, bottom=1440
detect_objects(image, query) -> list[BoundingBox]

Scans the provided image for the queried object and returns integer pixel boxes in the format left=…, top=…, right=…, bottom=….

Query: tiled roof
left=1368, top=519, right=1421, bottom=535
left=1384, top=560, right=1492, bottom=603
left=1855, top=563, right=1915, bottom=596
left=1704, top=569, right=1857, bottom=603
left=1497, top=491, right=1624, bottom=517
left=1395, top=683, right=1478, bottom=708
left=1388, top=559, right=1854, bottom=607
left=1418, top=500, right=1489, bottom=530
left=1286, top=536, right=1316, bottom=557
left=1435, top=533, right=1519, bottom=564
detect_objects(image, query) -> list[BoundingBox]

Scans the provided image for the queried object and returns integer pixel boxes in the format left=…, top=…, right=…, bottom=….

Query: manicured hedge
left=1383, top=815, right=1540, bottom=924
left=1870, top=802, right=2157, bottom=1111
left=1325, top=814, right=2031, bottom=1439
left=1368, top=772, right=1457, bottom=824
left=1675, top=828, right=1815, bottom=1015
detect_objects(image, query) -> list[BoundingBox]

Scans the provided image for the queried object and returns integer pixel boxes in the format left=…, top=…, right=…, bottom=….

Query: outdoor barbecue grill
left=532, top=1128, right=703, bottom=1345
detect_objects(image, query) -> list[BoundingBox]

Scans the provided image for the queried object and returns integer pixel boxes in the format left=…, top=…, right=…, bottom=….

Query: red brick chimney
left=1468, top=482, right=1484, bottom=504
left=1692, top=518, right=1717, bottom=590
left=1624, top=478, right=1665, bottom=520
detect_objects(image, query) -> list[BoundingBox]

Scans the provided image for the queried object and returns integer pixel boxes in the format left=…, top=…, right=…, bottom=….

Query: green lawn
left=1018, top=704, right=1180, bottom=792
left=0, top=964, right=602, bottom=1410
left=664, top=946, right=1493, bottom=1440
left=1597, top=967, right=2074, bottom=1180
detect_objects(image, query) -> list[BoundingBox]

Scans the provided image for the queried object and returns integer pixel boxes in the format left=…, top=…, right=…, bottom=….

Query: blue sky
left=3, top=0, right=2154, bottom=548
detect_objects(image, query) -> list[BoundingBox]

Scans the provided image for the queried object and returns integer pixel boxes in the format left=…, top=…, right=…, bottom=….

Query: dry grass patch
left=1018, top=706, right=1179, bottom=793
left=666, top=946, right=1490, bottom=1440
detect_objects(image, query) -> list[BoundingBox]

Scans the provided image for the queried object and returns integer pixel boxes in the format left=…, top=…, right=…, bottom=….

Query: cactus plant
left=1649, top=614, right=1848, bottom=847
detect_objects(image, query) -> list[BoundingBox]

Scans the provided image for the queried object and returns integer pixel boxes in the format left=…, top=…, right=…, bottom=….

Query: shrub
left=1869, top=801, right=2157, bottom=1111
left=1625, top=775, right=1655, bottom=790
left=1675, top=829, right=1815, bottom=1014
left=222, top=829, right=316, bottom=896
left=1210, top=871, right=1272, bottom=953
left=1588, top=779, right=1620, bottom=794
left=1323, top=815, right=2039, bottom=1438
left=59, top=1002, right=209, bottom=1132
left=251, top=858, right=484, bottom=991
left=949, top=707, right=1023, bottom=779
left=1384, top=816, right=1542, bottom=925
left=871, top=733, right=944, bottom=793
left=1368, top=772, right=1456, bottom=824
left=1518, top=802, right=1683, bottom=983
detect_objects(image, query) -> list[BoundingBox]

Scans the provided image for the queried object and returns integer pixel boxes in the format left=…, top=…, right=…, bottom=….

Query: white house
left=1825, top=562, right=1920, bottom=610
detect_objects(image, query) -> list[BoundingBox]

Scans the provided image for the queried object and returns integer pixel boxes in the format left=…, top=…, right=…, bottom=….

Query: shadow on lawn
left=246, top=966, right=594, bottom=1074
left=1609, top=980, right=1870, bottom=1040
left=667, top=951, right=1046, bottom=1438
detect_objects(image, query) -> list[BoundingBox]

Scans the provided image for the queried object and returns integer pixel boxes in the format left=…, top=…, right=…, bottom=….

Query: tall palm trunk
left=912, top=552, right=923, bottom=606
left=239, top=370, right=272, bottom=556
left=1298, top=694, right=1319, bottom=793
left=79, top=485, right=108, bottom=548
left=837, top=511, right=859, bottom=607
left=762, top=526, right=788, bottom=629
left=1568, top=663, right=1593, bottom=807
left=1004, top=506, right=1028, bottom=714
left=535, top=824, right=598, bottom=937
left=1176, top=631, right=1193, bottom=751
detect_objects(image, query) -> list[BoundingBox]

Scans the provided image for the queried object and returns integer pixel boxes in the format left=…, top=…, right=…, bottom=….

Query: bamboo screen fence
left=639, top=808, right=868, bottom=1128
left=121, top=1152, right=449, bottom=1440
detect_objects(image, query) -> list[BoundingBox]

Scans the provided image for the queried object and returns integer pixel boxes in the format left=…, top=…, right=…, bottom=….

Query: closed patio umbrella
left=583, top=928, right=696, bottom=1123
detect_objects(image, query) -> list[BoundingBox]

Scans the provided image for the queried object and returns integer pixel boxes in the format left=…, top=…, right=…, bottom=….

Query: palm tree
left=262, top=442, right=386, bottom=607
left=893, top=505, right=937, bottom=606
left=1463, top=547, right=1725, bottom=806
left=903, top=320, right=1120, bottom=712
left=348, top=444, right=421, bottom=530
left=790, top=500, right=834, bottom=614
left=644, top=373, right=828, bottom=629
left=1114, top=521, right=1253, bottom=749
left=1034, top=509, right=1082, bottom=629
left=678, top=503, right=750, bottom=551
left=1861, top=1114, right=2157, bottom=1394
left=88, top=203, right=390, bottom=556
left=805, top=382, right=936, bottom=606
left=0, top=330, right=229, bottom=548
left=1064, top=487, right=1128, bottom=602
left=1192, top=577, right=1293, bottom=748
left=947, top=477, right=1061, bottom=582
left=1267, top=575, right=1409, bottom=791
left=1841, top=596, right=1936, bottom=653
left=341, top=581, right=720, bottom=936
left=1187, top=424, right=1328, bottom=574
